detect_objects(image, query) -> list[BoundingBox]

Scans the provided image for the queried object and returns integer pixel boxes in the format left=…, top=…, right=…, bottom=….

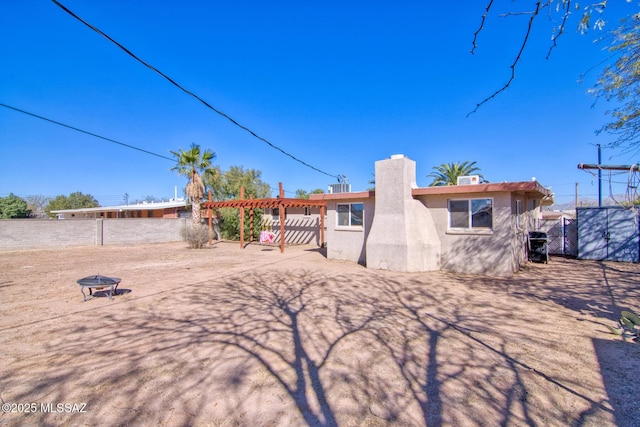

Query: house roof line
left=309, top=191, right=375, bottom=201
left=309, top=182, right=550, bottom=201
left=50, top=200, right=188, bottom=214
left=411, top=181, right=550, bottom=197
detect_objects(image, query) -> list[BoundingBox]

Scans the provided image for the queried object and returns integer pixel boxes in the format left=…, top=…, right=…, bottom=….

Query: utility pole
left=577, top=163, right=640, bottom=206
left=575, top=182, right=579, bottom=208
left=577, top=164, right=640, bottom=171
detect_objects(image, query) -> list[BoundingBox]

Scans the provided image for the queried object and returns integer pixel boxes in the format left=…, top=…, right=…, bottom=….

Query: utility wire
left=1, top=103, right=308, bottom=197
left=51, top=0, right=340, bottom=180
left=0, top=102, right=175, bottom=162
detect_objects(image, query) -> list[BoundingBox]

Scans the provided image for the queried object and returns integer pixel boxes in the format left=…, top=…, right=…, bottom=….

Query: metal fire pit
left=77, top=275, right=121, bottom=301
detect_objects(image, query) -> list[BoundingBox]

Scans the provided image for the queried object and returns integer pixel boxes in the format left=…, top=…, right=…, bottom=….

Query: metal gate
left=563, top=218, right=577, bottom=257
left=577, top=207, right=639, bottom=262
left=538, top=218, right=577, bottom=256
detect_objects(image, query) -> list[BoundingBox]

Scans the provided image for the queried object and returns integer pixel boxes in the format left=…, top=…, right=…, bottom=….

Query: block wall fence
left=0, top=218, right=189, bottom=251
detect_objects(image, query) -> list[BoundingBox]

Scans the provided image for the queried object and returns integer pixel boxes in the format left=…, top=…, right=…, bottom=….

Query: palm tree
left=170, top=143, right=216, bottom=224
left=427, top=161, right=484, bottom=186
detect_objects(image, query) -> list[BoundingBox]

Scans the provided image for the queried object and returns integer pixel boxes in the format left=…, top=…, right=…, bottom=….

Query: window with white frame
left=337, top=203, right=364, bottom=227
left=448, top=198, right=493, bottom=230
left=304, top=206, right=312, bottom=216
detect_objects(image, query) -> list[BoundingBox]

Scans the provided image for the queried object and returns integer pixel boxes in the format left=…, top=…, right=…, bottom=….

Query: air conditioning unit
left=457, top=175, right=480, bottom=185
left=328, top=183, right=352, bottom=194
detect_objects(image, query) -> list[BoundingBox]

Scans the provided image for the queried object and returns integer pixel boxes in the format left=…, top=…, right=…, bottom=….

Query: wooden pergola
left=201, top=183, right=326, bottom=253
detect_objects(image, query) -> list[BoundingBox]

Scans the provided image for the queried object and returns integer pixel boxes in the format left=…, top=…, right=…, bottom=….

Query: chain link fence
left=538, top=218, right=577, bottom=257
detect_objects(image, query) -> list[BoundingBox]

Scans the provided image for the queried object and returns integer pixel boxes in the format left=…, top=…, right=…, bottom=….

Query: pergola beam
left=202, top=182, right=327, bottom=253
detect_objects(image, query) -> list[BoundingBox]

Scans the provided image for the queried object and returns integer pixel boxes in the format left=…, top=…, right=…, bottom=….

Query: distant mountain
left=546, top=195, right=631, bottom=211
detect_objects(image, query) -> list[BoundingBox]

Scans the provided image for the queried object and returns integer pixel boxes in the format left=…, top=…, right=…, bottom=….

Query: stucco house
left=310, top=154, right=552, bottom=277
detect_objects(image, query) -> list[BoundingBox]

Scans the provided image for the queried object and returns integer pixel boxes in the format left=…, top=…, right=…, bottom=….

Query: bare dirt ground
left=0, top=241, right=639, bottom=427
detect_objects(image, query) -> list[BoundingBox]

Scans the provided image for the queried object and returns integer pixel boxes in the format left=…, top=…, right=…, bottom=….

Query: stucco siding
left=416, top=193, right=518, bottom=276
left=326, top=199, right=374, bottom=264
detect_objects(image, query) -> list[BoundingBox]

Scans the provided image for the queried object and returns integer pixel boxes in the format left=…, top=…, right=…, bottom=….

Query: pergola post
left=279, top=182, right=285, bottom=253
left=200, top=183, right=326, bottom=254
left=320, top=205, right=325, bottom=248
left=239, top=186, right=245, bottom=249
left=249, top=195, right=254, bottom=243
left=207, top=190, right=213, bottom=245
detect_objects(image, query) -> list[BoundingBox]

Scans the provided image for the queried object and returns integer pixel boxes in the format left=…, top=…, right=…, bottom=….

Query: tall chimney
left=365, top=155, right=441, bottom=271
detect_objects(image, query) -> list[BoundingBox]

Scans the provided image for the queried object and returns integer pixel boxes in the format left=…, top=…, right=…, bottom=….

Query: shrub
left=219, top=207, right=263, bottom=241
left=181, top=224, right=211, bottom=249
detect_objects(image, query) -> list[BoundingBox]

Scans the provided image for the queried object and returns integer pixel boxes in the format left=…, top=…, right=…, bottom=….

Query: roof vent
left=457, top=175, right=480, bottom=185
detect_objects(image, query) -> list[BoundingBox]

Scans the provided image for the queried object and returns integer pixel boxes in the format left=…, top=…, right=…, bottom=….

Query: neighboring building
left=310, top=155, right=552, bottom=277
left=51, top=199, right=190, bottom=219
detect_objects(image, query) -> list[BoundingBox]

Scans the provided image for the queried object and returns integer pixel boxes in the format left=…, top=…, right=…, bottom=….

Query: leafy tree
left=367, top=175, right=376, bottom=191
left=206, top=165, right=270, bottom=201
left=170, top=143, right=216, bottom=224
left=25, top=194, right=51, bottom=218
left=592, top=13, right=640, bottom=151
left=45, top=192, right=99, bottom=218
left=295, top=189, right=309, bottom=199
left=310, top=188, right=325, bottom=195
left=0, top=193, right=31, bottom=218
left=428, top=161, right=484, bottom=186
left=203, top=166, right=271, bottom=240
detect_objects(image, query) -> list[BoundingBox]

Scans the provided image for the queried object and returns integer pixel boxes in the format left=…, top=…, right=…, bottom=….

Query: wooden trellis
left=201, top=183, right=326, bottom=253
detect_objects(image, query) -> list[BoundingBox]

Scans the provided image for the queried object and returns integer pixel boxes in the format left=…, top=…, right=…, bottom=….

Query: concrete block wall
left=102, top=218, right=187, bottom=245
left=0, top=218, right=187, bottom=251
left=0, top=219, right=96, bottom=250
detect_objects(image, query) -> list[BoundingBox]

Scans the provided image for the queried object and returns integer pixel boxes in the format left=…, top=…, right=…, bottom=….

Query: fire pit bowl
left=76, top=275, right=121, bottom=301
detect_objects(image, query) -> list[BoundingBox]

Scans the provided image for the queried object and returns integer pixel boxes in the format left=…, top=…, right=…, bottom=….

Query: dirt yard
left=0, top=241, right=638, bottom=427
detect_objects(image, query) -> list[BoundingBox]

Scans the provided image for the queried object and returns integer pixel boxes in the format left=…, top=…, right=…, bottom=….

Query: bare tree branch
left=468, top=1, right=543, bottom=117
left=470, top=0, right=495, bottom=54
left=546, top=0, right=572, bottom=59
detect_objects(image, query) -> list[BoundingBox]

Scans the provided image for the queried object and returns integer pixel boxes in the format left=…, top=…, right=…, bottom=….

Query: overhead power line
left=0, top=102, right=174, bottom=162
left=1, top=103, right=310, bottom=197
left=51, top=0, right=340, bottom=180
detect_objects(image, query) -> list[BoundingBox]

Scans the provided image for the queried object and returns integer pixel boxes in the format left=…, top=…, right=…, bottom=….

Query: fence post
left=96, top=218, right=104, bottom=246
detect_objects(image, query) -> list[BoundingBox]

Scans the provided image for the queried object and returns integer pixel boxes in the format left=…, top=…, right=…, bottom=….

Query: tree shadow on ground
left=2, top=258, right=637, bottom=426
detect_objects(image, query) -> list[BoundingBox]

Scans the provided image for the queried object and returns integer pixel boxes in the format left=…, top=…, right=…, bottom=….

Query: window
left=272, top=208, right=286, bottom=221
left=304, top=206, right=312, bottom=216
left=448, top=198, right=492, bottom=230
left=337, top=203, right=364, bottom=227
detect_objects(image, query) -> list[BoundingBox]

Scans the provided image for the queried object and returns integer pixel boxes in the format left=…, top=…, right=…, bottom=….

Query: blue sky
left=1, top=1, right=639, bottom=207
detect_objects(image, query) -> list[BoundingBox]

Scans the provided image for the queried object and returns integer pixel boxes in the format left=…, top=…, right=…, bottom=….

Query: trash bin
left=528, top=231, right=548, bottom=263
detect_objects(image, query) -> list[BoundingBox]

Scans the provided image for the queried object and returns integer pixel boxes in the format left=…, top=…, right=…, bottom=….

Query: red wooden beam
left=199, top=183, right=328, bottom=253
left=239, top=186, right=244, bottom=249
left=279, top=182, right=285, bottom=253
